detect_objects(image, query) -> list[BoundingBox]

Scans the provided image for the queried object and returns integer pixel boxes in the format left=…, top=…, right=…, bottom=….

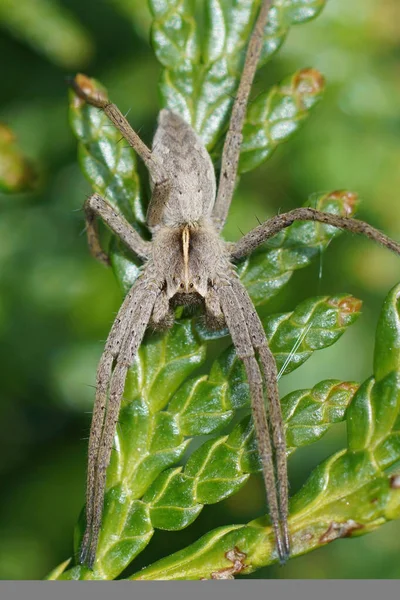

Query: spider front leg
left=80, top=280, right=154, bottom=565
left=229, top=277, right=289, bottom=556
left=212, top=0, right=273, bottom=231
left=80, top=272, right=160, bottom=569
left=84, top=193, right=151, bottom=265
left=150, top=290, right=174, bottom=330
left=230, top=207, right=400, bottom=261
left=215, top=279, right=289, bottom=563
left=69, top=75, right=169, bottom=191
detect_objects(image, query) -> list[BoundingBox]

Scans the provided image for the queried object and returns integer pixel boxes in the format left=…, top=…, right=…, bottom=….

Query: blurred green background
left=1, top=0, right=400, bottom=580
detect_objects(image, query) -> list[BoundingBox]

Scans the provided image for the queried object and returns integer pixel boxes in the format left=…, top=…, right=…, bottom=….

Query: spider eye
left=180, top=282, right=185, bottom=289
left=189, top=282, right=194, bottom=288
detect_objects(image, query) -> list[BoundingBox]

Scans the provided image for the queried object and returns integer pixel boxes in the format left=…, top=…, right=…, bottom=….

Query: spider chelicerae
left=69, top=0, right=400, bottom=569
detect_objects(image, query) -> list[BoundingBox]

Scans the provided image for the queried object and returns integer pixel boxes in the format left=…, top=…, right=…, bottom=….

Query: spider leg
left=80, top=281, right=153, bottom=564
left=204, top=286, right=226, bottom=330
left=150, top=290, right=174, bottom=330
left=216, top=280, right=287, bottom=563
left=69, top=75, right=169, bottom=190
left=85, top=193, right=151, bottom=265
left=229, top=277, right=290, bottom=559
left=212, top=0, right=273, bottom=231
left=80, top=276, right=160, bottom=568
left=230, top=207, right=400, bottom=260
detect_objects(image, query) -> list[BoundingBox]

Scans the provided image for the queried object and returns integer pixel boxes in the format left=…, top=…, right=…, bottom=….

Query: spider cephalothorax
left=69, top=0, right=400, bottom=570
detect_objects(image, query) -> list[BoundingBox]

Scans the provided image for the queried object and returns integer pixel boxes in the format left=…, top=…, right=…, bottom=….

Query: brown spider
left=69, top=0, right=400, bottom=569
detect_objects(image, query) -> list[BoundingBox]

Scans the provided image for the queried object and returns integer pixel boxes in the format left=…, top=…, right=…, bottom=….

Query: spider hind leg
left=79, top=274, right=161, bottom=568
left=215, top=279, right=290, bottom=563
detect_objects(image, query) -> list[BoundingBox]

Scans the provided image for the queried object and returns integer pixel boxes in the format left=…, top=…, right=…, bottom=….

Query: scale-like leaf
left=238, top=190, right=359, bottom=307
left=130, top=284, right=400, bottom=579
left=282, top=379, right=359, bottom=453
left=187, top=294, right=361, bottom=436
left=75, top=321, right=206, bottom=579
left=150, top=0, right=326, bottom=147
left=239, top=67, right=325, bottom=173
left=60, top=291, right=360, bottom=580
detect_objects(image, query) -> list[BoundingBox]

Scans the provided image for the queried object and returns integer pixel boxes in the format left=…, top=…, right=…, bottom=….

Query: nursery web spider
left=69, top=0, right=400, bottom=568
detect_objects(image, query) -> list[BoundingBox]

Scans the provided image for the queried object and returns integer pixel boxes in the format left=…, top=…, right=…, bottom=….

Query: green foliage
left=52, top=0, right=400, bottom=581
left=129, top=284, right=400, bottom=579
left=57, top=289, right=361, bottom=580
left=0, top=0, right=93, bottom=68
left=239, top=67, right=325, bottom=173
left=150, top=0, right=326, bottom=147
left=0, top=123, right=36, bottom=193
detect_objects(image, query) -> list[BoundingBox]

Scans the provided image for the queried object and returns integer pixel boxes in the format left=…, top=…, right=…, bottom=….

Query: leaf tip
left=206, top=547, right=248, bottom=580
left=293, top=68, right=325, bottom=97
left=332, top=381, right=359, bottom=394
left=328, top=190, right=359, bottom=217
left=69, top=73, right=108, bottom=108
left=328, top=295, right=363, bottom=325
left=318, top=520, right=364, bottom=545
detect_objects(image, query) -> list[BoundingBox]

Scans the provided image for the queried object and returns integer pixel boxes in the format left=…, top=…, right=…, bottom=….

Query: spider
left=69, top=0, right=400, bottom=569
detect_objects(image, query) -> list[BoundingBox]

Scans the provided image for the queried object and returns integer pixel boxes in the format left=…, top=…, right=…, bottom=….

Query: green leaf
left=69, top=78, right=146, bottom=293
left=267, top=293, right=362, bottom=375
left=150, top=0, right=327, bottom=147
left=374, top=284, right=400, bottom=382
left=75, top=320, right=206, bottom=579
left=116, top=294, right=359, bottom=540
left=44, top=558, right=72, bottom=580
left=238, top=190, right=359, bottom=307
left=58, top=283, right=360, bottom=581
left=60, top=288, right=359, bottom=580
left=282, top=380, right=359, bottom=453
left=347, top=284, right=400, bottom=454
left=129, top=284, right=400, bottom=580
left=239, top=67, right=325, bottom=173
left=0, top=123, right=36, bottom=193
left=130, top=463, right=400, bottom=580
left=178, top=294, right=361, bottom=435
left=146, top=376, right=358, bottom=515
left=69, top=81, right=145, bottom=226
